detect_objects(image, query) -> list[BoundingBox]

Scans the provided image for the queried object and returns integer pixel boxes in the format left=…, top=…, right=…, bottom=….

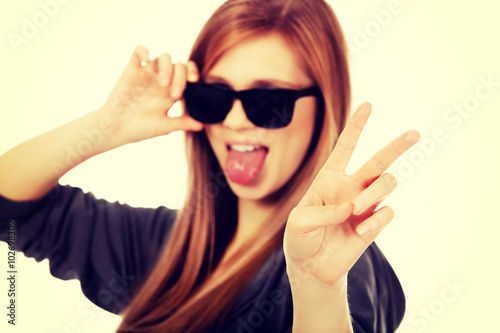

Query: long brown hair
left=118, top=0, right=351, bottom=331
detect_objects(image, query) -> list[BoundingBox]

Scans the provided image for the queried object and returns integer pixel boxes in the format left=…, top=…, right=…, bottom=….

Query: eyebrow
left=203, top=75, right=303, bottom=90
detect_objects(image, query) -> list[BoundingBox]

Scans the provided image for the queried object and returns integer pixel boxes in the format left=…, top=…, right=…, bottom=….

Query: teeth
left=229, top=144, right=263, bottom=152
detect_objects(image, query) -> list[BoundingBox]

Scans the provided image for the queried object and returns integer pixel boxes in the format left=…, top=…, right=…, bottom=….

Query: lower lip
left=225, top=147, right=269, bottom=185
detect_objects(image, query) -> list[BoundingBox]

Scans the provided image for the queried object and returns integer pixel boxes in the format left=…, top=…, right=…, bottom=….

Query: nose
left=222, top=99, right=256, bottom=130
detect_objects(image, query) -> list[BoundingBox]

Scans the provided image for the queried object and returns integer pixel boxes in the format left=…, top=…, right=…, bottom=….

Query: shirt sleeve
left=0, top=184, right=177, bottom=314
left=348, top=242, right=406, bottom=332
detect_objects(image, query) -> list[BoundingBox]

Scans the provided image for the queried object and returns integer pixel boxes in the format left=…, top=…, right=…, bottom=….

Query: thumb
left=155, top=114, right=204, bottom=135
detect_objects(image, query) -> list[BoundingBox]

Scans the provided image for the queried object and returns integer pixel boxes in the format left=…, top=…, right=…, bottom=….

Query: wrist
left=287, top=265, right=348, bottom=294
left=288, top=272, right=348, bottom=303
left=87, top=107, right=129, bottom=153
left=289, top=272, right=352, bottom=333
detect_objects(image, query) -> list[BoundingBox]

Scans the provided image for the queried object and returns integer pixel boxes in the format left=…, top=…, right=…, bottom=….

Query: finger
left=121, top=45, right=150, bottom=82
left=352, top=173, right=397, bottom=215
left=156, top=53, right=173, bottom=87
left=129, top=45, right=150, bottom=68
left=352, top=130, right=420, bottom=186
left=169, top=63, right=187, bottom=100
left=288, top=202, right=354, bottom=232
left=187, top=61, right=200, bottom=82
left=324, top=103, right=372, bottom=173
left=356, top=205, right=394, bottom=238
left=153, top=114, right=204, bottom=136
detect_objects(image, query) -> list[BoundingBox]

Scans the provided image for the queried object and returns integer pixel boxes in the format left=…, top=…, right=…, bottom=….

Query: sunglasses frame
left=183, top=81, right=323, bottom=129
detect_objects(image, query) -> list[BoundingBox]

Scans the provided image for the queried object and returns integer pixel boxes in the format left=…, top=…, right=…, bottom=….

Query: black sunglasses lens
left=184, top=83, right=232, bottom=124
left=184, top=83, right=307, bottom=129
left=242, top=90, right=294, bottom=129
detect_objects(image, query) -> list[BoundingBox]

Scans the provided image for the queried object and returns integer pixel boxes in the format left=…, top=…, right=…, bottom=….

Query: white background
left=0, top=0, right=499, bottom=332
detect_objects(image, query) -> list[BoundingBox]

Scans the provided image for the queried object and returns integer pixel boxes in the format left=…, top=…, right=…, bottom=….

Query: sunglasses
left=183, top=81, right=322, bottom=129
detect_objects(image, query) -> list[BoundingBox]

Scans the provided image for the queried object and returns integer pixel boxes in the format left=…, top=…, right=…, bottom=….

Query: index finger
left=120, top=45, right=150, bottom=82
left=129, top=45, right=150, bottom=67
left=187, top=61, right=200, bottom=82
left=324, top=102, right=372, bottom=173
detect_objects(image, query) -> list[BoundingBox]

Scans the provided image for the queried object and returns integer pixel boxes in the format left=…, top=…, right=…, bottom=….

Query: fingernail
left=337, top=202, right=351, bottom=212
left=359, top=103, right=371, bottom=117
left=188, top=73, right=198, bottom=82
left=408, top=130, right=420, bottom=143
left=357, top=224, right=370, bottom=236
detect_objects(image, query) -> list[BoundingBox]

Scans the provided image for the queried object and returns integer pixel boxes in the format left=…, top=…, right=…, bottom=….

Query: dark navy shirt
left=0, top=184, right=405, bottom=332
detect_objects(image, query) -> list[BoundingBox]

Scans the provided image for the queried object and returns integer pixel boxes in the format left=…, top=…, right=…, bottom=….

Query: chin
left=225, top=177, right=270, bottom=201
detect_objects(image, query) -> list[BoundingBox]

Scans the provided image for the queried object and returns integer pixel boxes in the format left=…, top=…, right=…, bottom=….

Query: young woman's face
left=204, top=33, right=318, bottom=201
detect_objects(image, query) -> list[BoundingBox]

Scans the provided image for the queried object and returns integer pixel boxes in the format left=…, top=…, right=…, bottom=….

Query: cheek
left=271, top=101, right=317, bottom=171
left=289, top=100, right=317, bottom=149
left=204, top=125, right=219, bottom=149
left=203, top=126, right=224, bottom=162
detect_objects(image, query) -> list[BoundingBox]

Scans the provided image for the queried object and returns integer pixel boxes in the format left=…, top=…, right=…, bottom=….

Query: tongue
left=226, top=148, right=268, bottom=185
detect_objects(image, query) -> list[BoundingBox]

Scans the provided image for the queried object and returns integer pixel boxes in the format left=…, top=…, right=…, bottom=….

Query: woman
left=0, top=0, right=419, bottom=332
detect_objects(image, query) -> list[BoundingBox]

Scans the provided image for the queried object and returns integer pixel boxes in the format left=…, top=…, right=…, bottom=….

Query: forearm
left=290, top=272, right=353, bottom=333
left=0, top=108, right=121, bottom=201
left=0, top=47, right=202, bottom=202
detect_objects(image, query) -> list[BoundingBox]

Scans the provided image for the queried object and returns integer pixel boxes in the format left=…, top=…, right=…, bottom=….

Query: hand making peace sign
left=284, top=102, right=420, bottom=288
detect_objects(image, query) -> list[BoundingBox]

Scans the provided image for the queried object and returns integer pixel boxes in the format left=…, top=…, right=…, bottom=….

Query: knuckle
left=371, top=156, right=387, bottom=171
left=336, top=140, right=355, bottom=152
left=347, top=119, right=364, bottom=130
left=391, top=140, right=405, bottom=156
left=324, top=204, right=336, bottom=217
left=350, top=173, right=364, bottom=186
left=159, top=53, right=172, bottom=62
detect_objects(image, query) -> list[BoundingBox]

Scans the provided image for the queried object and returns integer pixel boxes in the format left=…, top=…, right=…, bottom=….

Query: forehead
left=206, top=33, right=312, bottom=90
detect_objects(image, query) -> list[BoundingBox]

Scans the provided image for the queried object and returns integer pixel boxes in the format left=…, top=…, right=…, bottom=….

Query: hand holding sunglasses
left=98, top=46, right=204, bottom=148
left=183, top=81, right=323, bottom=129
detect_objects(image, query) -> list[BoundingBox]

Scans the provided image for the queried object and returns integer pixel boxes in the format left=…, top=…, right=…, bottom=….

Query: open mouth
left=225, top=144, right=269, bottom=185
left=226, top=144, right=268, bottom=152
